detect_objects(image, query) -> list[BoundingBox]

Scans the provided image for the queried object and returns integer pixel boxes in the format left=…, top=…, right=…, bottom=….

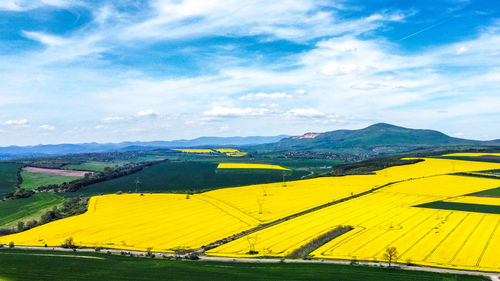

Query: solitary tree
left=383, top=246, right=398, bottom=267
left=61, top=237, right=76, bottom=249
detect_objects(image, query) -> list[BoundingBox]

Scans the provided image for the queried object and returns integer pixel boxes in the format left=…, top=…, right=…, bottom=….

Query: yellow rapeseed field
left=213, top=148, right=248, bottom=157
left=2, top=156, right=500, bottom=272
left=214, top=148, right=239, bottom=153
left=208, top=158, right=500, bottom=222
left=0, top=193, right=259, bottom=252
left=208, top=175, right=500, bottom=272
left=172, top=148, right=215, bottom=153
left=216, top=163, right=290, bottom=171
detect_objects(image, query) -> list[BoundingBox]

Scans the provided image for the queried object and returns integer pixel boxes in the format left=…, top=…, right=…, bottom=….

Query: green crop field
left=74, top=161, right=309, bottom=195
left=0, top=193, right=65, bottom=228
left=0, top=249, right=487, bottom=281
left=417, top=201, right=500, bottom=214
left=438, top=156, right=500, bottom=163
left=0, top=162, right=22, bottom=198
left=20, top=171, right=79, bottom=190
left=474, top=187, right=500, bottom=197
left=62, top=161, right=123, bottom=172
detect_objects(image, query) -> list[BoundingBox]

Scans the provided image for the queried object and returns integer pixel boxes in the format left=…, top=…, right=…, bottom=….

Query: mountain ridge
left=0, top=135, right=289, bottom=159
left=251, top=123, right=500, bottom=154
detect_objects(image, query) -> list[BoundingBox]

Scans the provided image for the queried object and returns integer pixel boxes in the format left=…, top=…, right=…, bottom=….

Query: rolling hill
left=251, top=123, right=500, bottom=154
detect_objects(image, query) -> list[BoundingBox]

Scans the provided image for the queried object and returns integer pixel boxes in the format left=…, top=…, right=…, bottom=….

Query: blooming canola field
left=217, top=163, right=290, bottom=171
left=207, top=175, right=500, bottom=270
left=309, top=175, right=500, bottom=272
left=1, top=156, right=500, bottom=272
left=0, top=194, right=260, bottom=252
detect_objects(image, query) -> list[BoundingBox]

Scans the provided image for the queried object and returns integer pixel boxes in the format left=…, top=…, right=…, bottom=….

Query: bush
left=8, top=241, right=15, bottom=248
left=17, top=221, right=25, bottom=232
left=95, top=247, right=102, bottom=252
left=186, top=252, right=199, bottom=260
left=25, top=220, right=38, bottom=230
left=0, top=228, right=14, bottom=236
left=61, top=237, right=76, bottom=249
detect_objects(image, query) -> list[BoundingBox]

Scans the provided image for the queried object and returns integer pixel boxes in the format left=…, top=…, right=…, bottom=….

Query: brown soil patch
left=23, top=166, right=93, bottom=177
left=476, top=155, right=500, bottom=160
left=467, top=193, right=500, bottom=198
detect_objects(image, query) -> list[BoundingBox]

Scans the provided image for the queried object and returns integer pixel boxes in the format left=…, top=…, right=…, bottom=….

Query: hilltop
left=251, top=123, right=500, bottom=154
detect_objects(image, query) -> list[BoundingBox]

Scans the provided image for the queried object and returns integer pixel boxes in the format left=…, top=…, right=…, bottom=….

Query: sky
left=0, top=0, right=499, bottom=146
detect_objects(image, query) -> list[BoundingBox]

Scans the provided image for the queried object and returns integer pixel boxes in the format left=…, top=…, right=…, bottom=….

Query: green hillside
left=252, top=123, right=499, bottom=154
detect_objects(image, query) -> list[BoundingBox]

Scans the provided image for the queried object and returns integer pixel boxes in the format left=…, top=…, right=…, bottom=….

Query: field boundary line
left=448, top=214, right=486, bottom=264
left=197, top=195, right=260, bottom=226
left=476, top=219, right=500, bottom=267
left=423, top=213, right=469, bottom=262
left=201, top=179, right=407, bottom=252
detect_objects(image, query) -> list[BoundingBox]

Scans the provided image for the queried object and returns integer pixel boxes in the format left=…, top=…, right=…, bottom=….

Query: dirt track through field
left=23, top=166, right=93, bottom=177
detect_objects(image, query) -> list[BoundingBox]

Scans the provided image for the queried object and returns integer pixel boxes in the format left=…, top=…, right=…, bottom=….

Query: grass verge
left=0, top=249, right=489, bottom=281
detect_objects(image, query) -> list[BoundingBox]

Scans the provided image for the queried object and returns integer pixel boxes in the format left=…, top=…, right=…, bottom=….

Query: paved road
left=7, top=246, right=499, bottom=281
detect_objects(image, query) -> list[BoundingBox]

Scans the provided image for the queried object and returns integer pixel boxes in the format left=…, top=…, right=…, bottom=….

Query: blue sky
left=0, top=0, right=499, bottom=146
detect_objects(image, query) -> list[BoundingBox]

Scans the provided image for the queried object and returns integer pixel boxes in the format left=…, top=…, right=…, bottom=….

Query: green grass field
left=20, top=171, right=79, bottom=190
left=438, top=156, right=500, bottom=163
left=73, top=161, right=309, bottom=196
left=197, top=157, right=343, bottom=172
left=0, top=249, right=487, bottom=281
left=62, top=161, right=123, bottom=172
left=0, top=162, right=22, bottom=198
left=474, top=187, right=500, bottom=196
left=417, top=201, right=500, bottom=214
left=0, top=193, right=65, bottom=228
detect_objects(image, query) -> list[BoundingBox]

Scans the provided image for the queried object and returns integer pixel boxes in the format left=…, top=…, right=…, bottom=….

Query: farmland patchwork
left=2, top=157, right=500, bottom=272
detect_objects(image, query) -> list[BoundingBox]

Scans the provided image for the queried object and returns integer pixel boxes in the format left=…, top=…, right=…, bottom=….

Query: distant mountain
left=252, top=123, right=500, bottom=154
left=0, top=135, right=288, bottom=159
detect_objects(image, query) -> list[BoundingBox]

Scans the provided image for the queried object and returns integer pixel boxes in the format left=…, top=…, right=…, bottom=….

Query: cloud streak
left=0, top=1, right=498, bottom=145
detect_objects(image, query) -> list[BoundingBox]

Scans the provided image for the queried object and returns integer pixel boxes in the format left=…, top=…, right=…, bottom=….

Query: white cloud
left=0, top=0, right=74, bottom=11
left=287, top=108, right=325, bottom=117
left=119, top=1, right=407, bottom=43
left=137, top=109, right=158, bottom=118
left=239, top=92, right=291, bottom=101
left=456, top=46, right=468, bottom=55
left=39, top=124, right=55, bottom=130
left=0, top=3, right=499, bottom=145
left=102, top=116, right=124, bottom=123
left=22, top=31, right=67, bottom=46
left=3, top=119, right=29, bottom=125
left=203, top=106, right=269, bottom=117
